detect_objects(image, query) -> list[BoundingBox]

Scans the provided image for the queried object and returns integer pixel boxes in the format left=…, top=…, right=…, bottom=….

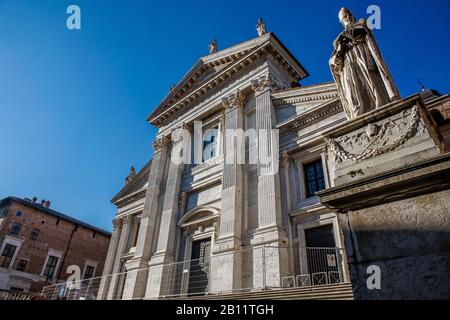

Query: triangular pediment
left=148, top=33, right=309, bottom=127
left=111, top=159, right=152, bottom=205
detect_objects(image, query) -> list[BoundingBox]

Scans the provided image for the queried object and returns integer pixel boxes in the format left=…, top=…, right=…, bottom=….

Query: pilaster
left=145, top=125, right=187, bottom=299
left=251, top=74, right=288, bottom=288
left=121, top=136, right=170, bottom=300
left=106, top=215, right=131, bottom=300
left=97, top=217, right=122, bottom=300
left=210, top=90, right=246, bottom=293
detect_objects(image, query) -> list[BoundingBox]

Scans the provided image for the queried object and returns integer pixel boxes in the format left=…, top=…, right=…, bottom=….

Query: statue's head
left=338, top=7, right=356, bottom=28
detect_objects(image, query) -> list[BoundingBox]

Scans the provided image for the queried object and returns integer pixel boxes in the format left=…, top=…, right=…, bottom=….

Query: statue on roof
left=208, top=39, right=217, bottom=54
left=256, top=18, right=267, bottom=36
left=329, top=8, right=400, bottom=120
left=125, top=166, right=136, bottom=185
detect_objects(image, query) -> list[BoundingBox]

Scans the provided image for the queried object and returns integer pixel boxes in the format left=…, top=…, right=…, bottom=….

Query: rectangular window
left=203, top=126, right=219, bottom=162
left=0, top=244, right=17, bottom=268
left=30, top=228, right=40, bottom=240
left=43, top=255, right=59, bottom=280
left=15, top=211, right=23, bottom=217
left=133, top=222, right=140, bottom=247
left=10, top=222, right=22, bottom=235
left=304, top=159, right=326, bottom=198
left=83, top=265, right=95, bottom=280
left=16, top=259, right=28, bottom=272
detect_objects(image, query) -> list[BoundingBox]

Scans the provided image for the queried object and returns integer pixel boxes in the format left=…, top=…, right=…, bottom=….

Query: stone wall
left=342, top=189, right=450, bottom=299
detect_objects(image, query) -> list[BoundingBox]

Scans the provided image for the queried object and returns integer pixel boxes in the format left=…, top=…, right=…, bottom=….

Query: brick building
left=0, top=196, right=111, bottom=294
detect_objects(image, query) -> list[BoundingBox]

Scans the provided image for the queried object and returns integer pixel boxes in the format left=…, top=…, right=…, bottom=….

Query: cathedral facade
left=97, top=16, right=450, bottom=300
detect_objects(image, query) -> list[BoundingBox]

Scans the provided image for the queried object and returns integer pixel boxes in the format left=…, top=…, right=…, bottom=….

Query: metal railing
left=0, top=289, right=35, bottom=300
left=41, top=246, right=347, bottom=300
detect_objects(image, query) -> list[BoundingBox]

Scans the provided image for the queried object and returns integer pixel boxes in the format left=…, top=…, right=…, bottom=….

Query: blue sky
left=0, top=0, right=449, bottom=231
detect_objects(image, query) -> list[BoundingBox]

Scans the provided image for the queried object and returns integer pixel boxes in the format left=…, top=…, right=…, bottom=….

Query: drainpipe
left=56, top=224, right=78, bottom=283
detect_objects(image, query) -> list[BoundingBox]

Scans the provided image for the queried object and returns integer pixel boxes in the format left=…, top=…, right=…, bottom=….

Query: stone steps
left=181, top=283, right=354, bottom=300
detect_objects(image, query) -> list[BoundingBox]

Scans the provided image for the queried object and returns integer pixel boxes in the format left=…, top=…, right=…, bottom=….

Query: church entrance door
left=187, top=238, right=211, bottom=295
left=304, top=224, right=340, bottom=285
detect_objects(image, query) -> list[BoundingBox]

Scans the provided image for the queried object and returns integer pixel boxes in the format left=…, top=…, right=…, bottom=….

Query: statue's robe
left=330, top=19, right=400, bottom=119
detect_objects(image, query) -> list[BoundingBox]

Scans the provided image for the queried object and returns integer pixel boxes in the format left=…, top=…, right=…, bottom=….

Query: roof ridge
left=3, top=196, right=111, bottom=236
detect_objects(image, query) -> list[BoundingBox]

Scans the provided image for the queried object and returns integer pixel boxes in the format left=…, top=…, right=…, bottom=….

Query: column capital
left=251, top=74, right=282, bottom=94
left=121, top=214, right=132, bottom=226
left=171, top=123, right=189, bottom=143
left=112, top=217, right=122, bottom=230
left=222, top=89, right=246, bottom=110
left=281, top=150, right=291, bottom=170
left=152, top=136, right=170, bottom=152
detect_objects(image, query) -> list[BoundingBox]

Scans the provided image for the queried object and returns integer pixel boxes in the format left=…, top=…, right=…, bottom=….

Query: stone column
left=121, top=137, right=169, bottom=300
left=281, top=151, right=295, bottom=275
left=145, top=125, right=187, bottom=299
left=97, top=217, right=122, bottom=300
left=251, top=74, right=288, bottom=288
left=106, top=215, right=131, bottom=300
left=210, top=90, right=246, bottom=293
left=252, top=75, right=283, bottom=228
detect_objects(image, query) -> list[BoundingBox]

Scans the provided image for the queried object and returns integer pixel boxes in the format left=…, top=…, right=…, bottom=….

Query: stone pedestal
left=210, top=239, right=242, bottom=294
left=145, top=253, right=175, bottom=299
left=318, top=95, right=450, bottom=299
left=324, top=94, right=445, bottom=188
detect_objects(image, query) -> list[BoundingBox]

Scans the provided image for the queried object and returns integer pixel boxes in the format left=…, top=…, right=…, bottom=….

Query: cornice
left=273, top=82, right=338, bottom=107
left=277, top=98, right=342, bottom=134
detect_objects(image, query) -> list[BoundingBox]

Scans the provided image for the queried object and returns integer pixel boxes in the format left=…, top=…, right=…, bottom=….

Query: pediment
left=148, top=33, right=309, bottom=127
left=111, top=159, right=152, bottom=204
left=178, top=206, right=220, bottom=229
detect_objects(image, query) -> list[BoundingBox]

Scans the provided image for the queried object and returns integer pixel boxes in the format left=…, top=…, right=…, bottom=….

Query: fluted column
left=97, top=217, right=122, bottom=300
left=121, top=137, right=169, bottom=300
left=145, top=124, right=188, bottom=299
left=252, top=74, right=283, bottom=229
left=220, top=89, right=245, bottom=238
left=251, top=74, right=288, bottom=288
left=210, top=90, right=245, bottom=293
left=106, top=215, right=131, bottom=300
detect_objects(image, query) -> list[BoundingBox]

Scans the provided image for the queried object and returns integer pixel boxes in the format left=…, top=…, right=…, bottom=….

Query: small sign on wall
left=327, top=254, right=336, bottom=267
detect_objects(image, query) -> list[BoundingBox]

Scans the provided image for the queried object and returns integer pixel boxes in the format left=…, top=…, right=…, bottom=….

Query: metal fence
left=41, top=246, right=347, bottom=300
left=0, top=289, right=35, bottom=300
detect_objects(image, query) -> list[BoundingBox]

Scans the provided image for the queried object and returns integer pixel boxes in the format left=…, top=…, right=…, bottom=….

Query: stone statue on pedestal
left=330, top=8, right=400, bottom=120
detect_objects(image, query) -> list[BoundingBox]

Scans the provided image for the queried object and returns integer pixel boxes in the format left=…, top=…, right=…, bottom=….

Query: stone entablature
left=272, top=81, right=338, bottom=106
left=278, top=98, right=342, bottom=134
